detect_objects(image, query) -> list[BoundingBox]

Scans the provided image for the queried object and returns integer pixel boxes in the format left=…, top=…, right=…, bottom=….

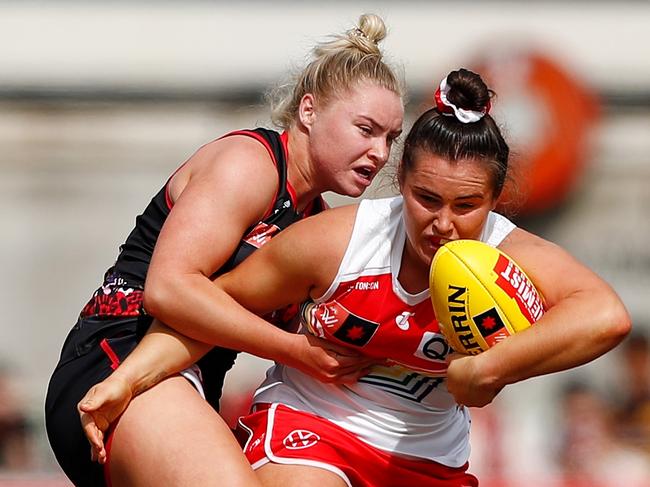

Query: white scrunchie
left=437, top=77, right=488, bottom=124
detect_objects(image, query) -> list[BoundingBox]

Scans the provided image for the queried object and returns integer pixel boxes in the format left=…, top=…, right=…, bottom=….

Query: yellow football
left=429, top=239, right=545, bottom=355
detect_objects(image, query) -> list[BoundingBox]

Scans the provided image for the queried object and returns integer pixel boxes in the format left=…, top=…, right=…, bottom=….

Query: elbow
left=612, top=306, right=633, bottom=344
left=599, top=294, right=632, bottom=350
left=142, top=274, right=176, bottom=319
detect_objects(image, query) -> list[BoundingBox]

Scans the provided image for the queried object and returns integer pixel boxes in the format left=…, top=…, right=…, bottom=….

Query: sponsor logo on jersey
left=493, top=254, right=544, bottom=323
left=414, top=331, right=451, bottom=362
left=244, top=222, right=280, bottom=248
left=447, top=285, right=482, bottom=355
left=354, top=280, right=380, bottom=291
left=283, top=430, right=320, bottom=449
left=395, top=311, right=414, bottom=331
left=308, top=301, right=379, bottom=347
left=332, top=312, right=379, bottom=347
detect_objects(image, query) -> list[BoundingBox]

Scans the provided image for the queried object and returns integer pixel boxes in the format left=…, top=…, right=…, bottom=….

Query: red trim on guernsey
left=99, top=339, right=121, bottom=371
left=301, top=196, right=327, bottom=217
left=279, top=130, right=300, bottom=215
left=162, top=130, right=287, bottom=217
left=163, top=154, right=194, bottom=210
left=280, top=132, right=298, bottom=209
left=164, top=184, right=174, bottom=210
left=225, top=130, right=284, bottom=219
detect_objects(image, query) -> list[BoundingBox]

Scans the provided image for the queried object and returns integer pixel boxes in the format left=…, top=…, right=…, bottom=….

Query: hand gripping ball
left=429, top=240, right=545, bottom=355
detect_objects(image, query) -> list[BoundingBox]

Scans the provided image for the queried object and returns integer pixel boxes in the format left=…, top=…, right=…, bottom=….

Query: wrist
left=102, top=370, right=137, bottom=398
left=109, top=366, right=165, bottom=398
left=473, top=350, right=507, bottom=391
left=264, top=331, right=302, bottom=367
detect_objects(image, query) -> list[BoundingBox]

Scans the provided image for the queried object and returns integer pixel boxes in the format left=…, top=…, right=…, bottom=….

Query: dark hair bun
left=445, top=68, right=491, bottom=112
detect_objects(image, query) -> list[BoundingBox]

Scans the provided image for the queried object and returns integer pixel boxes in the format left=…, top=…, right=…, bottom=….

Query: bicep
left=149, top=139, right=278, bottom=280
left=499, top=228, right=610, bottom=308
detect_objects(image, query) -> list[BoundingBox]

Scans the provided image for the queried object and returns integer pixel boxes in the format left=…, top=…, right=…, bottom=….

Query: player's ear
left=298, top=93, right=317, bottom=130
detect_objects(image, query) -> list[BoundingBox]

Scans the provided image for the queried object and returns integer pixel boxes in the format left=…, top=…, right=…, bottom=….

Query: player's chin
left=337, top=181, right=367, bottom=198
left=418, top=246, right=436, bottom=267
left=426, top=242, right=443, bottom=260
left=350, top=171, right=375, bottom=195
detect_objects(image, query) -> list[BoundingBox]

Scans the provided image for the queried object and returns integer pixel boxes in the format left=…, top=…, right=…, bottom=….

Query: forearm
left=144, top=274, right=299, bottom=366
left=477, top=286, right=630, bottom=390
left=109, top=320, right=212, bottom=396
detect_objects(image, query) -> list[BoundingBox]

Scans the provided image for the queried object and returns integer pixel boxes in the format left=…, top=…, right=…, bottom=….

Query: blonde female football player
left=46, top=13, right=403, bottom=487
left=79, top=68, right=630, bottom=487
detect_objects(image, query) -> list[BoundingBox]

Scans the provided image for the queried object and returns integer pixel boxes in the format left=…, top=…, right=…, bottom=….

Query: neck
left=398, top=240, right=430, bottom=294
left=286, top=127, right=322, bottom=211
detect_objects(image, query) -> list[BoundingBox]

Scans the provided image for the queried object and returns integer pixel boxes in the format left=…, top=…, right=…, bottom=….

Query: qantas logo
left=283, top=430, right=320, bottom=449
left=414, top=331, right=451, bottom=363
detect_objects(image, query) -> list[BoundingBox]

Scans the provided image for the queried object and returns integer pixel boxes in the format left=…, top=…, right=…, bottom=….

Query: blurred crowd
left=554, top=331, right=650, bottom=486
left=0, top=363, right=33, bottom=472
left=469, top=329, right=650, bottom=486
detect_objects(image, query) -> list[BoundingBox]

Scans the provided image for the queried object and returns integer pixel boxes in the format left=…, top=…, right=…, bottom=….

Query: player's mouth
left=353, top=166, right=375, bottom=187
left=429, top=236, right=453, bottom=252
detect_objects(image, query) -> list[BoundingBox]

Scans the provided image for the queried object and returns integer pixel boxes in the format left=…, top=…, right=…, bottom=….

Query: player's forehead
left=405, top=154, right=495, bottom=196
left=327, top=81, right=403, bottom=124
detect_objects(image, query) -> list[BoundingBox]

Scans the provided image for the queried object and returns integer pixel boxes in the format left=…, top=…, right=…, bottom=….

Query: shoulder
left=497, top=228, right=564, bottom=271
left=260, top=203, right=359, bottom=269
left=284, top=203, right=360, bottom=242
left=233, top=203, right=360, bottom=298
left=193, top=132, right=279, bottom=180
left=480, top=211, right=517, bottom=247
left=498, top=227, right=560, bottom=257
left=168, top=132, right=280, bottom=214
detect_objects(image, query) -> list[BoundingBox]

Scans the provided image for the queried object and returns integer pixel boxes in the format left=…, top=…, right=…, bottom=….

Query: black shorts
left=45, top=315, right=143, bottom=487
left=44, top=313, right=239, bottom=486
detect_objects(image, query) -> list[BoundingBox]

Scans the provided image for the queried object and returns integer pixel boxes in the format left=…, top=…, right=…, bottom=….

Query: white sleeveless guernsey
left=253, top=196, right=516, bottom=467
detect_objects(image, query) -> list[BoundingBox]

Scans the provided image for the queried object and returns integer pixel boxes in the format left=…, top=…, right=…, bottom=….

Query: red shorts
left=237, top=403, right=478, bottom=487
